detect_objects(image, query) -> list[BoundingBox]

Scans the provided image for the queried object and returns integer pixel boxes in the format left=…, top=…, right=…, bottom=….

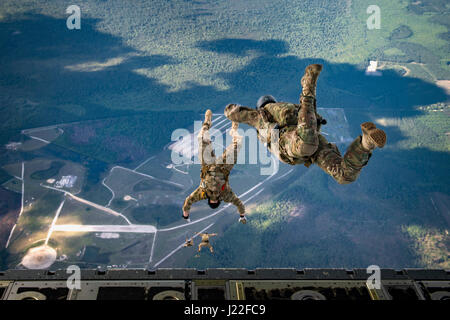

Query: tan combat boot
left=301, top=64, right=323, bottom=98
left=361, top=122, right=387, bottom=150
left=204, top=109, right=213, bottom=128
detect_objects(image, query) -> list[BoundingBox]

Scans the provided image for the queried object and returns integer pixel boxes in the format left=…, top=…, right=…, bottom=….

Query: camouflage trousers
left=224, top=103, right=372, bottom=184
left=198, top=241, right=214, bottom=253
left=198, top=121, right=243, bottom=174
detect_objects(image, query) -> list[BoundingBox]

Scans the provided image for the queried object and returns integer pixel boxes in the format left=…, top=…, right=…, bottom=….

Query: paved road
left=52, top=224, right=157, bottom=233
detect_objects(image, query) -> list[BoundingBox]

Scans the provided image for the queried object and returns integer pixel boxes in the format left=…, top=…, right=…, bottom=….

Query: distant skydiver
left=224, top=64, right=387, bottom=184
left=182, top=110, right=247, bottom=223
left=183, top=237, right=194, bottom=247
left=195, top=232, right=217, bottom=253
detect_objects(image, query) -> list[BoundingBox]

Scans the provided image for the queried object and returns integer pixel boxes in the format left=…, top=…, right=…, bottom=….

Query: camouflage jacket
left=182, top=165, right=245, bottom=215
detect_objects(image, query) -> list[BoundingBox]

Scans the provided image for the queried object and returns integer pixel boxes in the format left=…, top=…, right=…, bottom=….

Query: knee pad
left=257, top=95, right=277, bottom=109
left=296, top=127, right=319, bottom=156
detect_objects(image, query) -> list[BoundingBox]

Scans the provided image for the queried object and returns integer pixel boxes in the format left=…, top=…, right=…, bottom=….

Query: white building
left=365, top=60, right=382, bottom=76
left=5, top=142, right=22, bottom=150
left=55, top=175, right=77, bottom=188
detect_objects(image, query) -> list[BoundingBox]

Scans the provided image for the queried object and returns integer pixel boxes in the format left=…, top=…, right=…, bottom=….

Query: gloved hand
left=182, top=210, right=190, bottom=222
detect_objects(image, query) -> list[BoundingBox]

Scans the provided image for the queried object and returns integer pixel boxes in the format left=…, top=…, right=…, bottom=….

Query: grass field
left=5, top=189, right=64, bottom=269
left=48, top=231, right=155, bottom=268
left=56, top=197, right=128, bottom=226
left=30, top=160, right=64, bottom=180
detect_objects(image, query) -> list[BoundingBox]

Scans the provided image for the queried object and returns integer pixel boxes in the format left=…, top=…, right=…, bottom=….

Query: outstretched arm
left=183, top=187, right=207, bottom=215
left=222, top=188, right=247, bottom=224
left=222, top=189, right=245, bottom=216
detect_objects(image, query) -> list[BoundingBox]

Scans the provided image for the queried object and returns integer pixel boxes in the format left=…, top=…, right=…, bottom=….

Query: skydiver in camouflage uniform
left=224, top=64, right=387, bottom=184
left=183, top=237, right=194, bottom=247
left=195, top=232, right=217, bottom=253
left=182, top=110, right=247, bottom=223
